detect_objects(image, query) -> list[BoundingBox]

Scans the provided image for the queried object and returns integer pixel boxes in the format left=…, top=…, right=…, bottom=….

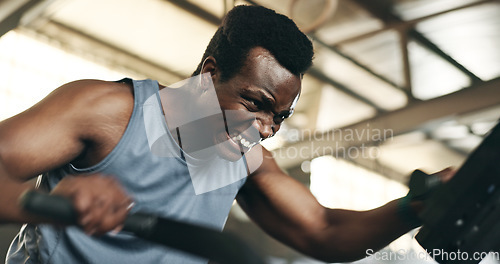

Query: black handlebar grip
left=19, top=191, right=267, bottom=264
left=408, top=169, right=442, bottom=200
left=19, top=191, right=77, bottom=224
left=123, top=213, right=158, bottom=238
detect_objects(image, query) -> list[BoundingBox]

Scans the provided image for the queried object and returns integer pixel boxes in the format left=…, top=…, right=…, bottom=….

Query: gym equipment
left=413, top=121, right=500, bottom=263
left=20, top=191, right=266, bottom=264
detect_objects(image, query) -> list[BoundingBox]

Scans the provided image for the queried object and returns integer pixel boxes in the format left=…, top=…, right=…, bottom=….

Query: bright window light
left=309, top=156, right=431, bottom=259
left=408, top=41, right=470, bottom=100
left=0, top=30, right=140, bottom=121
left=310, top=155, right=408, bottom=210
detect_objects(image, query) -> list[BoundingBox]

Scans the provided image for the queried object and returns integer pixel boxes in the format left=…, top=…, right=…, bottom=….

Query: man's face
left=209, top=47, right=301, bottom=159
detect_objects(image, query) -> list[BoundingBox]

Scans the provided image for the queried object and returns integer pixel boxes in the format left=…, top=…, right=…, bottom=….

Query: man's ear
left=200, top=56, right=220, bottom=83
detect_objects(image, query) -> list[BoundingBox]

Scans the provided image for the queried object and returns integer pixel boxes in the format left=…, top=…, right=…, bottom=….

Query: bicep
left=0, top=82, right=89, bottom=181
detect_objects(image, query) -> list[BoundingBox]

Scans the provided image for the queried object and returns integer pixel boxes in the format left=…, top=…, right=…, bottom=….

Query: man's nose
left=258, top=117, right=275, bottom=139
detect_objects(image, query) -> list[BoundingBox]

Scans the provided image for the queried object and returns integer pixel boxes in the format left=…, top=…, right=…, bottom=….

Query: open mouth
left=228, top=131, right=259, bottom=150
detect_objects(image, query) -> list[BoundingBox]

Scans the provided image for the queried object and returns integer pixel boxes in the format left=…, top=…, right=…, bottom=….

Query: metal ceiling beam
left=27, top=20, right=186, bottom=84
left=313, top=37, right=411, bottom=97
left=272, top=77, right=500, bottom=169
left=308, top=68, right=384, bottom=112
left=334, top=0, right=497, bottom=46
left=346, top=155, right=407, bottom=183
left=166, top=0, right=222, bottom=25
left=352, top=0, right=483, bottom=83
left=398, top=29, right=412, bottom=94
left=407, top=28, right=482, bottom=83
left=0, top=0, right=43, bottom=37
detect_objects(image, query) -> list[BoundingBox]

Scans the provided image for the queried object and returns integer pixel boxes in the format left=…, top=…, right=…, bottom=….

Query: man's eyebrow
left=255, top=88, right=275, bottom=104
left=245, top=87, right=292, bottom=114
left=259, top=91, right=274, bottom=105
left=243, top=87, right=274, bottom=106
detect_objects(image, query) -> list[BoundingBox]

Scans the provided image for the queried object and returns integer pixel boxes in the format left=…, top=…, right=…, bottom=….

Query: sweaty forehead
left=243, top=47, right=301, bottom=105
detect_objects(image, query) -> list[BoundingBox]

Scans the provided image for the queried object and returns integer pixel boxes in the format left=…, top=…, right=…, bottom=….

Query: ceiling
left=1, top=0, right=500, bottom=182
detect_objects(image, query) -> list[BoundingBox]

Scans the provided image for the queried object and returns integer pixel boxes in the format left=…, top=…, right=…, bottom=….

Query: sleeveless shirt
left=6, top=79, right=248, bottom=264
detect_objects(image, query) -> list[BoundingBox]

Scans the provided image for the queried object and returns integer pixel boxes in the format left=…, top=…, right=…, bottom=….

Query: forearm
left=0, top=173, right=39, bottom=223
left=240, top=153, right=421, bottom=262
left=0, top=160, right=49, bottom=224
left=241, top=192, right=418, bottom=263
left=311, top=199, right=418, bottom=262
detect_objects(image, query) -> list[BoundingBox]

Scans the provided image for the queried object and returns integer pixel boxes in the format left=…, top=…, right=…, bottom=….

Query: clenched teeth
left=231, top=134, right=257, bottom=149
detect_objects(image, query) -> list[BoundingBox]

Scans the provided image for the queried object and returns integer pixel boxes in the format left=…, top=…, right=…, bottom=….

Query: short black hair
left=193, top=5, right=314, bottom=81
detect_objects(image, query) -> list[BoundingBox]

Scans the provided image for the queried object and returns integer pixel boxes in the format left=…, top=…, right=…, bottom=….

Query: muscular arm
left=0, top=80, right=132, bottom=233
left=237, top=148, right=416, bottom=263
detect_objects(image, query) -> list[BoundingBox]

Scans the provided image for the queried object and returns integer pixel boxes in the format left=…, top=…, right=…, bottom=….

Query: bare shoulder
left=46, top=79, right=134, bottom=133
left=0, top=79, right=134, bottom=179
left=53, top=79, right=134, bottom=117
left=54, top=79, right=135, bottom=165
left=0, top=79, right=134, bottom=136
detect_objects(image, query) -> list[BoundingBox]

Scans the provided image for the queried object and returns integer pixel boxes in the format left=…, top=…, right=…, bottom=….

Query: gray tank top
left=7, top=79, right=248, bottom=264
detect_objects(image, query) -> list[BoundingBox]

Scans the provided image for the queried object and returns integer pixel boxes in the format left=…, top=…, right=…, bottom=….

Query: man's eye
left=248, top=99, right=262, bottom=108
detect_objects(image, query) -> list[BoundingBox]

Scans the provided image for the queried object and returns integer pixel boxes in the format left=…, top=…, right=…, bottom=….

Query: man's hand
left=50, top=174, right=133, bottom=235
left=399, top=167, right=457, bottom=228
